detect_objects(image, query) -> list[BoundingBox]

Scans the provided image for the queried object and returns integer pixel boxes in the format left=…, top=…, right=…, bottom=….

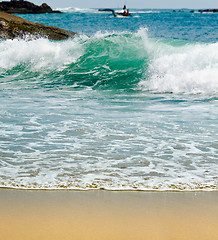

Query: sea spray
left=0, top=37, right=85, bottom=70
left=139, top=41, right=218, bottom=94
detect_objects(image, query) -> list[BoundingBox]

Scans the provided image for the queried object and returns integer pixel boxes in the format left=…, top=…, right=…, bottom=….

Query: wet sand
left=0, top=190, right=218, bottom=240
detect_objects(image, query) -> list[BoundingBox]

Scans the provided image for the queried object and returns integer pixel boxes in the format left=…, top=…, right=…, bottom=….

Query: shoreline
left=0, top=186, right=217, bottom=192
left=0, top=189, right=218, bottom=240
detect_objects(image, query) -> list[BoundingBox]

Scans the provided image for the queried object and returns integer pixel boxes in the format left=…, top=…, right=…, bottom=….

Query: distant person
left=123, top=5, right=127, bottom=14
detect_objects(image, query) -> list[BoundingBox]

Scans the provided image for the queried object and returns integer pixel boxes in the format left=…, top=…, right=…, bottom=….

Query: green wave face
left=66, top=32, right=149, bottom=90
left=0, top=31, right=149, bottom=91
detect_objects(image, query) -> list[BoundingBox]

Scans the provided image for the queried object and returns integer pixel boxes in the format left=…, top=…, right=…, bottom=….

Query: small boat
left=99, top=5, right=132, bottom=17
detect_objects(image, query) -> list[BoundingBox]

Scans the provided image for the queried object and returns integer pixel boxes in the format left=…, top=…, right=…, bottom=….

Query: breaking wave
left=0, top=28, right=218, bottom=94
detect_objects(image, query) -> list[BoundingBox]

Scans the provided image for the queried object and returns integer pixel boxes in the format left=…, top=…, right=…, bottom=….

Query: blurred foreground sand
left=0, top=190, right=217, bottom=240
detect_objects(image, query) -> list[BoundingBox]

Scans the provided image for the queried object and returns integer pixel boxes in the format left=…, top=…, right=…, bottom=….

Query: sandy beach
left=0, top=190, right=217, bottom=240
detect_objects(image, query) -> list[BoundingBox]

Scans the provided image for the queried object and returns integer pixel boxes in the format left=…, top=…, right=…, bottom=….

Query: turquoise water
left=0, top=9, right=217, bottom=190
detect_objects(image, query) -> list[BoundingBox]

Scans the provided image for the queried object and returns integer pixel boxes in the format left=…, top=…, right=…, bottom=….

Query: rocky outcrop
left=198, top=9, right=218, bottom=13
left=0, top=11, right=77, bottom=40
left=0, top=0, right=61, bottom=14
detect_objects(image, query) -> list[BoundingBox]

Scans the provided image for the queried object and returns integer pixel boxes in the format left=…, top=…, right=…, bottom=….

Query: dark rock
left=0, top=0, right=61, bottom=14
left=198, top=9, right=218, bottom=13
left=0, top=11, right=77, bottom=40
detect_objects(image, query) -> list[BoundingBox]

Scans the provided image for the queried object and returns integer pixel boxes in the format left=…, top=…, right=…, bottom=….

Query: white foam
left=56, top=7, right=99, bottom=13
left=138, top=37, right=218, bottom=94
left=0, top=37, right=84, bottom=70
left=131, top=10, right=160, bottom=14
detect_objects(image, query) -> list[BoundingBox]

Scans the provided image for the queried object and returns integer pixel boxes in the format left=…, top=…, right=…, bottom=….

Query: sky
left=32, top=0, right=217, bottom=9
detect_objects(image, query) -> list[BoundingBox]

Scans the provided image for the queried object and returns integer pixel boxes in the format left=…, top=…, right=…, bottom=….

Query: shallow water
left=0, top=9, right=217, bottom=190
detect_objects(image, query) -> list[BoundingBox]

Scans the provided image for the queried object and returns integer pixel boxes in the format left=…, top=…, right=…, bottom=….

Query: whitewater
left=0, top=9, right=217, bottom=191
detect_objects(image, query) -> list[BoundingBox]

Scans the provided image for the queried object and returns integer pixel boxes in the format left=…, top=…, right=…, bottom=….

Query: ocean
left=0, top=8, right=217, bottom=191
